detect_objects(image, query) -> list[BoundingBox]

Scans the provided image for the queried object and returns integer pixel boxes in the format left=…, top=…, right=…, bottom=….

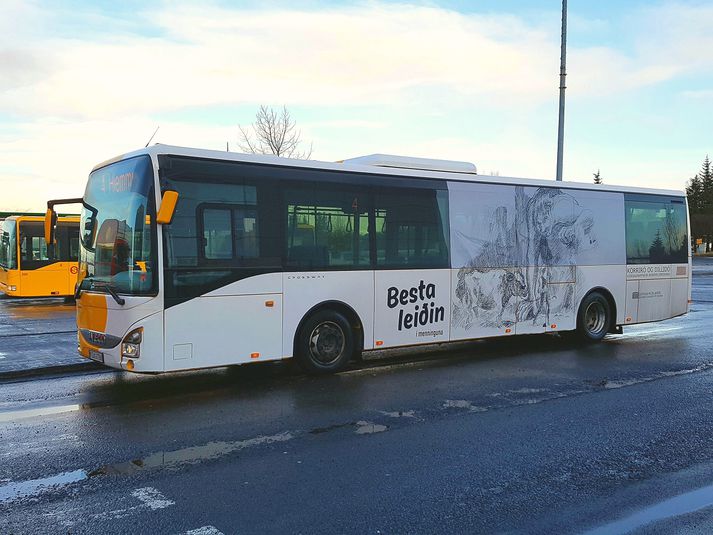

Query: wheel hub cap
left=309, top=321, right=345, bottom=364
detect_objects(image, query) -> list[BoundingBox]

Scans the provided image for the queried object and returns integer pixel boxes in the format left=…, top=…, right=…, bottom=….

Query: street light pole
left=556, top=0, right=567, bottom=181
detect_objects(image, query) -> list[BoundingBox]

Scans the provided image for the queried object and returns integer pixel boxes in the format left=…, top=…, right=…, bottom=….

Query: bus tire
left=295, top=310, right=355, bottom=374
left=576, top=291, right=611, bottom=342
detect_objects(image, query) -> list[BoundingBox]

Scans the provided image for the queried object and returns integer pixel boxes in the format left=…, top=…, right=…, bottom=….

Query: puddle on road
left=617, top=326, right=683, bottom=340
left=0, top=404, right=81, bottom=423
left=0, top=431, right=294, bottom=504
left=89, top=431, right=294, bottom=476
left=583, top=482, right=713, bottom=534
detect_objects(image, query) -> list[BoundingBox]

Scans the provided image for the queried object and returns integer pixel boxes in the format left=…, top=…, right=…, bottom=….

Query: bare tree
left=237, top=105, right=312, bottom=159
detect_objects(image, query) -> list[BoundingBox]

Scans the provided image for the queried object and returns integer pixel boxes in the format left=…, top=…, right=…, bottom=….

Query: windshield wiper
left=76, top=280, right=125, bottom=306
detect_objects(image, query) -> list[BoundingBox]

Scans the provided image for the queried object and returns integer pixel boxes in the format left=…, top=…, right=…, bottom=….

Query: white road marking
left=132, top=487, right=175, bottom=510
left=604, top=364, right=713, bottom=389
left=0, top=404, right=81, bottom=423
left=89, top=487, right=175, bottom=521
left=508, top=387, right=548, bottom=394
left=355, top=421, right=388, bottom=434
left=442, top=399, right=487, bottom=412
left=380, top=410, right=416, bottom=418
left=184, top=526, right=225, bottom=535
left=0, top=469, right=87, bottom=503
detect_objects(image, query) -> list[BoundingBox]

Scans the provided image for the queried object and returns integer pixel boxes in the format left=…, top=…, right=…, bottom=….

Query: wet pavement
left=0, top=258, right=713, bottom=533
left=0, top=297, right=95, bottom=377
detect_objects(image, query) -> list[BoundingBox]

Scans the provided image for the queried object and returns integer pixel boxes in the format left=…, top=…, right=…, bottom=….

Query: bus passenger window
left=625, top=197, right=688, bottom=264
left=202, top=208, right=233, bottom=260
left=285, top=187, right=370, bottom=270
left=374, top=188, right=449, bottom=269
left=234, top=207, right=259, bottom=259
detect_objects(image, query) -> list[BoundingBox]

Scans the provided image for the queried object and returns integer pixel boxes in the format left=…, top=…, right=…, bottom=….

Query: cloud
left=3, top=2, right=710, bottom=120
left=0, top=3, right=561, bottom=119
left=0, top=1, right=709, bottom=210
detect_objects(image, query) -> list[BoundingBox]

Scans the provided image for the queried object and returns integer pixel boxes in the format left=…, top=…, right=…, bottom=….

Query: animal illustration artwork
left=452, top=186, right=598, bottom=333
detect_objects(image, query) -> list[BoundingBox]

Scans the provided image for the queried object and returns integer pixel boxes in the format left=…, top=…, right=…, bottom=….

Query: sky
left=1, top=0, right=712, bottom=211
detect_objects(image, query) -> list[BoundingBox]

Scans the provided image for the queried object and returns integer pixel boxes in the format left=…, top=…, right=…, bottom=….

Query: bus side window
left=374, top=188, right=449, bottom=269
left=18, top=221, right=54, bottom=270
left=625, top=196, right=688, bottom=264
left=202, top=208, right=233, bottom=260
left=285, top=186, right=370, bottom=270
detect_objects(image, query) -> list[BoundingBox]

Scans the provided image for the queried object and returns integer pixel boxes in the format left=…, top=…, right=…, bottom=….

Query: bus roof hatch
left=339, top=154, right=477, bottom=175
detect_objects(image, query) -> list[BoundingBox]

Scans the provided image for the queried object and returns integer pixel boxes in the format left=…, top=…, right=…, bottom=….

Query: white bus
left=48, top=145, right=691, bottom=374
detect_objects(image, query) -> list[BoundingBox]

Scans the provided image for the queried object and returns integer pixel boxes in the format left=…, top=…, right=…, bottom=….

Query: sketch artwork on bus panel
left=448, top=183, right=622, bottom=336
left=449, top=183, right=611, bottom=269
left=451, top=266, right=579, bottom=337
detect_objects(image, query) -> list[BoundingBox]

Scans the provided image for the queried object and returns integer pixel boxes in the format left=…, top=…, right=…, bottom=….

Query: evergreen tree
left=593, top=169, right=603, bottom=184
left=686, top=173, right=703, bottom=213
left=649, top=230, right=666, bottom=263
left=686, top=156, right=713, bottom=252
left=700, top=155, right=713, bottom=212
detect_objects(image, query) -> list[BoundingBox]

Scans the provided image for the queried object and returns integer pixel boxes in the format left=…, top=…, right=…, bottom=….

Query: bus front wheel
left=295, top=310, right=355, bottom=374
left=576, top=291, right=611, bottom=342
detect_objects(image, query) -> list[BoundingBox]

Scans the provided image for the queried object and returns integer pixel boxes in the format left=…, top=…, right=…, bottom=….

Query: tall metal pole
left=555, top=0, right=567, bottom=181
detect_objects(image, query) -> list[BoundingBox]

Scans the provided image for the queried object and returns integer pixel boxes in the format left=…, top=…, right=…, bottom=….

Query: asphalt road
left=0, top=296, right=88, bottom=376
left=2, top=258, right=713, bottom=534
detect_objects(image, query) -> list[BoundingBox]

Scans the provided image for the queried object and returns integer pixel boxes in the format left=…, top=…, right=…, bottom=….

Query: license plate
left=89, top=350, right=104, bottom=363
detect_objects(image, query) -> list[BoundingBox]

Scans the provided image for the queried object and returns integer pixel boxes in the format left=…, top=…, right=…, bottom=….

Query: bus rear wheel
left=576, top=291, right=611, bottom=342
left=295, top=310, right=355, bottom=374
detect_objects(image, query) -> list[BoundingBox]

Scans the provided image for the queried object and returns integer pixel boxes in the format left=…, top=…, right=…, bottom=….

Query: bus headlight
left=121, top=327, right=143, bottom=359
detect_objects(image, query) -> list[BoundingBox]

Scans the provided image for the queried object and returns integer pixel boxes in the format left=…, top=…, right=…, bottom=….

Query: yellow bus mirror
left=156, top=190, right=179, bottom=224
left=44, top=208, right=57, bottom=244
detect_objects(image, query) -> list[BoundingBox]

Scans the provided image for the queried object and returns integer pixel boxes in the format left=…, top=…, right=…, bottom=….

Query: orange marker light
left=626, top=317, right=632, bottom=322
left=265, top=300, right=274, bottom=307
left=126, top=359, right=135, bottom=371
left=251, top=352, right=260, bottom=359
left=505, top=328, right=512, bottom=334
left=375, top=340, right=384, bottom=346
left=550, top=324, right=557, bottom=329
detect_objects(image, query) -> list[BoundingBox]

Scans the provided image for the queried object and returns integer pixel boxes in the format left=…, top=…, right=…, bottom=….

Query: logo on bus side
left=387, top=280, right=446, bottom=332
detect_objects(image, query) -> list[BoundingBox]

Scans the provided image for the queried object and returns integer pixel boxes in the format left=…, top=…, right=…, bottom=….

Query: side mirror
left=156, top=191, right=179, bottom=224
left=45, top=197, right=83, bottom=243
left=44, top=208, right=58, bottom=244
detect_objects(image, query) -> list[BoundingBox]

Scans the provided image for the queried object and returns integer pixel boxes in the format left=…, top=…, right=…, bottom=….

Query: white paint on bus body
left=77, top=145, right=691, bottom=373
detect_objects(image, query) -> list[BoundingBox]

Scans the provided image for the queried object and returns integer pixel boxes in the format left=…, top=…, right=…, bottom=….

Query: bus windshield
left=0, top=219, right=17, bottom=270
left=79, top=155, right=157, bottom=295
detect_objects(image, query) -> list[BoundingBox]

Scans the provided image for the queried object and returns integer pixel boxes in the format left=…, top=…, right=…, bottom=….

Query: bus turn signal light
left=126, top=359, right=135, bottom=371
left=375, top=340, right=384, bottom=346
left=265, top=300, right=274, bottom=307
left=251, top=352, right=260, bottom=359
left=505, top=328, right=512, bottom=333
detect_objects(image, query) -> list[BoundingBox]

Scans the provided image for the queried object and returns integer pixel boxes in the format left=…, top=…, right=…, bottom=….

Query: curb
left=0, top=361, right=106, bottom=382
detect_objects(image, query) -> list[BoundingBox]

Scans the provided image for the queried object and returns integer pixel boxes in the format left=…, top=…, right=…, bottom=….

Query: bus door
left=56, top=222, right=80, bottom=295
left=163, top=203, right=283, bottom=371
left=371, top=188, right=451, bottom=348
left=18, top=221, right=66, bottom=297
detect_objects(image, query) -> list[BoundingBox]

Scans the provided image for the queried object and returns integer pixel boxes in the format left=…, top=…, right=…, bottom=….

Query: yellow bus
left=0, top=215, right=80, bottom=297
